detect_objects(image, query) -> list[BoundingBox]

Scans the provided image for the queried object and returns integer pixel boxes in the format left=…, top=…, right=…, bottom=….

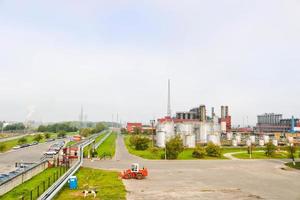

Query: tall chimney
left=225, top=106, right=229, bottom=117
left=221, top=106, right=225, bottom=119
left=199, top=105, right=206, bottom=122
left=211, top=107, right=215, bottom=118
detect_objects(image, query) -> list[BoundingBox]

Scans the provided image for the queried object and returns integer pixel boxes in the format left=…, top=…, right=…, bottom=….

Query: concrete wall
left=0, top=161, right=48, bottom=196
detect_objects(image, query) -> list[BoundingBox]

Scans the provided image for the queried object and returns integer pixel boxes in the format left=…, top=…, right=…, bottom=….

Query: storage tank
left=199, top=122, right=208, bottom=143
left=207, top=134, right=220, bottom=145
left=176, top=123, right=193, bottom=136
left=272, top=139, right=278, bottom=146
left=185, top=135, right=196, bottom=148
left=246, top=140, right=251, bottom=147
left=232, top=139, right=237, bottom=147
left=263, top=135, right=270, bottom=144
left=235, top=135, right=241, bottom=144
left=227, top=132, right=233, bottom=140
left=288, top=136, right=294, bottom=143
left=259, top=139, right=265, bottom=146
left=250, top=136, right=256, bottom=144
left=221, top=121, right=226, bottom=133
left=156, top=131, right=166, bottom=148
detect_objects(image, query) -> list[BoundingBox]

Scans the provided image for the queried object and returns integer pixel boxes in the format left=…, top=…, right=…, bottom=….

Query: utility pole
left=150, top=120, right=155, bottom=147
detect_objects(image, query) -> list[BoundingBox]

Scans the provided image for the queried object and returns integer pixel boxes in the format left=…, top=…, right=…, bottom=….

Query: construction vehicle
left=120, top=163, right=148, bottom=180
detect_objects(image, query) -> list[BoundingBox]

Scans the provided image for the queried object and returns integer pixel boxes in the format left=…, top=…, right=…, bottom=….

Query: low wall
left=0, top=161, right=48, bottom=196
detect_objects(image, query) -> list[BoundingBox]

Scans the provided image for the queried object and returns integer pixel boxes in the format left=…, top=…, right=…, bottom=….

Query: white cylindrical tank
left=177, top=123, right=193, bottom=136
left=232, top=139, right=237, bottom=147
left=185, top=135, right=196, bottom=148
left=263, top=135, right=270, bottom=144
left=288, top=136, right=294, bottom=143
left=259, top=139, right=265, bottom=146
left=226, top=132, right=232, bottom=140
left=156, top=131, right=166, bottom=148
left=236, top=135, right=241, bottom=144
left=250, top=136, right=256, bottom=144
left=221, top=121, right=226, bottom=133
left=207, top=134, right=220, bottom=145
left=246, top=140, right=251, bottom=147
left=272, top=139, right=278, bottom=146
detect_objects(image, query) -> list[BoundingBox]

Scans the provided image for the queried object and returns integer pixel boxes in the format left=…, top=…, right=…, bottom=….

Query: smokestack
left=167, top=79, right=171, bottom=117
left=221, top=106, right=225, bottom=119
left=199, top=105, right=206, bottom=122
left=225, top=106, right=229, bottom=117
left=211, top=107, right=215, bottom=118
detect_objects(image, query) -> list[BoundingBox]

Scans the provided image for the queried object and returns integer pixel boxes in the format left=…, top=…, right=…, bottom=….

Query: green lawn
left=66, top=141, right=77, bottom=147
left=233, top=151, right=300, bottom=159
left=96, top=132, right=117, bottom=158
left=54, top=167, right=126, bottom=200
left=83, top=132, right=108, bottom=157
left=124, top=135, right=228, bottom=160
left=285, top=162, right=300, bottom=170
left=0, top=167, right=66, bottom=200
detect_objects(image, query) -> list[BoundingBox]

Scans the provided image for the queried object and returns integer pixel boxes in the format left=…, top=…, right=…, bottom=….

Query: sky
left=0, top=0, right=300, bottom=126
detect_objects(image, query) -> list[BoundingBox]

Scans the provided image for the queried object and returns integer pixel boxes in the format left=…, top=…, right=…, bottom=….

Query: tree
left=57, top=131, right=67, bottom=138
left=133, top=127, right=142, bottom=135
left=192, top=146, right=206, bottom=159
left=95, top=122, right=107, bottom=133
left=33, top=134, right=43, bottom=142
left=121, top=128, right=128, bottom=135
left=0, top=144, right=6, bottom=152
left=79, top=128, right=93, bottom=137
left=18, top=137, right=28, bottom=145
left=44, top=133, right=51, bottom=139
left=165, top=135, right=184, bottom=159
left=37, top=125, right=47, bottom=132
left=206, top=142, right=221, bottom=157
left=265, top=142, right=276, bottom=157
left=129, top=135, right=150, bottom=150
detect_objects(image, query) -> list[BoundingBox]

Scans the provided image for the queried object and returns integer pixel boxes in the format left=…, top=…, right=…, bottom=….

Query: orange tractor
left=120, top=163, right=148, bottom=180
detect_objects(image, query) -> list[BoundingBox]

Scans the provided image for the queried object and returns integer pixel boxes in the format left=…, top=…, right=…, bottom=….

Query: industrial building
left=255, top=113, right=300, bottom=133
left=156, top=105, right=232, bottom=148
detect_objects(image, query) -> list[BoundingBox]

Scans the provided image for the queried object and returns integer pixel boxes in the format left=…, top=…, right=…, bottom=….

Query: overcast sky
left=0, top=1, right=300, bottom=126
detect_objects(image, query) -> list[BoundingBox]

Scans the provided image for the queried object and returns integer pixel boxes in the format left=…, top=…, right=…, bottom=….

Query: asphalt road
left=0, top=139, right=67, bottom=174
left=84, top=134, right=300, bottom=200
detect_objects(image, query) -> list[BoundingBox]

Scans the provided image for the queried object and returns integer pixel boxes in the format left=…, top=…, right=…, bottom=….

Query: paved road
left=0, top=139, right=67, bottom=174
left=84, top=134, right=300, bottom=200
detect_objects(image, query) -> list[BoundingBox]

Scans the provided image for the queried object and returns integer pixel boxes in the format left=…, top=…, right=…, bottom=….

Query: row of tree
left=37, top=122, right=78, bottom=133
left=79, top=122, right=108, bottom=137
left=1, top=123, right=25, bottom=131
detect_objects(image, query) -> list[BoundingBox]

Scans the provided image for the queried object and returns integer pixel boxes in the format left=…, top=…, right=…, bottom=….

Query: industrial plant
left=156, top=105, right=231, bottom=148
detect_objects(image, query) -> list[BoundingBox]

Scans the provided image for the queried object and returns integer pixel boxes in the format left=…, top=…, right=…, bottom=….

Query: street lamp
left=150, top=120, right=155, bottom=147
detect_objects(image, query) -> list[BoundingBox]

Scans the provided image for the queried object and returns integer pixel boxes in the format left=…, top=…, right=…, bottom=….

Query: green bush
left=18, top=137, right=28, bottom=145
left=149, top=147, right=160, bottom=154
left=129, top=135, right=150, bottom=150
left=44, top=133, right=51, bottom=139
left=192, top=146, right=206, bottom=159
left=287, top=145, right=296, bottom=159
left=33, top=134, right=43, bottom=142
left=57, top=131, right=66, bottom=138
left=265, top=142, right=276, bottom=157
left=206, top=142, right=221, bottom=157
left=0, top=143, right=6, bottom=152
left=166, top=135, right=184, bottom=159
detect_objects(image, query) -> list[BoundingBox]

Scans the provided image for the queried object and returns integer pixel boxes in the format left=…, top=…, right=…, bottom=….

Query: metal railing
left=37, top=132, right=103, bottom=200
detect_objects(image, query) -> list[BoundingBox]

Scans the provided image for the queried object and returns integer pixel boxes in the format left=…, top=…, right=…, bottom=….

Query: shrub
left=57, top=131, right=66, bottom=138
left=192, top=146, right=206, bottom=159
left=0, top=143, right=6, bottom=152
left=166, top=135, right=184, bottom=159
left=149, top=147, right=160, bottom=154
left=206, top=142, right=221, bottom=157
left=265, top=142, right=276, bottom=157
left=33, top=134, right=43, bottom=142
left=287, top=145, right=296, bottom=159
left=44, top=133, right=51, bottom=139
left=18, top=137, right=28, bottom=145
left=129, top=135, right=150, bottom=150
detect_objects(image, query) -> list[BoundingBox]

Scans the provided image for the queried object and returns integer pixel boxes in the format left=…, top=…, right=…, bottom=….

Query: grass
left=285, top=162, right=300, bottom=170
left=124, top=135, right=228, bottom=160
left=233, top=151, right=300, bottom=159
left=83, top=133, right=108, bottom=157
left=66, top=141, right=77, bottom=147
left=54, top=167, right=126, bottom=200
left=0, top=167, right=66, bottom=200
left=96, top=132, right=117, bottom=158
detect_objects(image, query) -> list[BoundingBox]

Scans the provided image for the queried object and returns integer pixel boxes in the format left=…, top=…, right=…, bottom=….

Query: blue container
left=69, top=176, right=78, bottom=190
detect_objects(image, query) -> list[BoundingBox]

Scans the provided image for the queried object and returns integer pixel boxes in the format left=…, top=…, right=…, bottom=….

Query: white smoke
left=25, top=105, right=36, bottom=122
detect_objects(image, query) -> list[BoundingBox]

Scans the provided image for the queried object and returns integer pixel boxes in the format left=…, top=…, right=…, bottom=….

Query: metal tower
left=167, top=79, right=171, bottom=117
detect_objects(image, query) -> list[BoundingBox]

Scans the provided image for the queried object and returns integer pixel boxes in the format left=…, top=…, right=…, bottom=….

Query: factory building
left=255, top=113, right=300, bottom=133
left=156, top=105, right=231, bottom=148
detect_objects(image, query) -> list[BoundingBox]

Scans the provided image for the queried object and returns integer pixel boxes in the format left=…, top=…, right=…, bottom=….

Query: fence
left=0, top=161, right=48, bottom=196
left=17, top=166, right=69, bottom=200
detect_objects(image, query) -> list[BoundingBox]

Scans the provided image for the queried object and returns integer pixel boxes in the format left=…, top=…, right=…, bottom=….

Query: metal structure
left=38, top=133, right=104, bottom=200
left=167, top=79, right=171, bottom=117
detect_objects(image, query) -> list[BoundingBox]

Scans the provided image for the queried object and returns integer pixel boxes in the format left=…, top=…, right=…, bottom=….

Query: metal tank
left=176, top=123, right=194, bottom=136
left=259, top=139, right=265, bottom=146
left=232, top=139, right=237, bottom=147
left=235, top=135, right=241, bottom=144
left=227, top=132, right=233, bottom=140
left=263, top=135, right=270, bottom=144
left=272, top=139, right=278, bottom=146
left=156, top=131, right=166, bottom=148
left=250, top=136, right=256, bottom=144
left=221, top=121, right=226, bottom=133
left=185, top=135, right=196, bottom=148
left=207, top=134, right=220, bottom=145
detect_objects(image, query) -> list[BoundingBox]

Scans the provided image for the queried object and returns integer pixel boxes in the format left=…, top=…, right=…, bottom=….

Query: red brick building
left=126, top=123, right=143, bottom=133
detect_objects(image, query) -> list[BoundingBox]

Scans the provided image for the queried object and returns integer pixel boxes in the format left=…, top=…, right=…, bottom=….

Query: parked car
left=30, top=141, right=39, bottom=146
left=12, top=146, right=21, bottom=150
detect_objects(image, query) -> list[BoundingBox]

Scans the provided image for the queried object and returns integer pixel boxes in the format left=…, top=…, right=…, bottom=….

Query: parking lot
left=84, top=135, right=300, bottom=200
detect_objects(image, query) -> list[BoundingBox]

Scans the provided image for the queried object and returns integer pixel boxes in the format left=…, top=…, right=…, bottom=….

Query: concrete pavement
left=83, top=134, right=300, bottom=200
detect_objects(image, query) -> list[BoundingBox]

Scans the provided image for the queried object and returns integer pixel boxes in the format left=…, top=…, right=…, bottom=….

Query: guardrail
left=37, top=132, right=106, bottom=200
